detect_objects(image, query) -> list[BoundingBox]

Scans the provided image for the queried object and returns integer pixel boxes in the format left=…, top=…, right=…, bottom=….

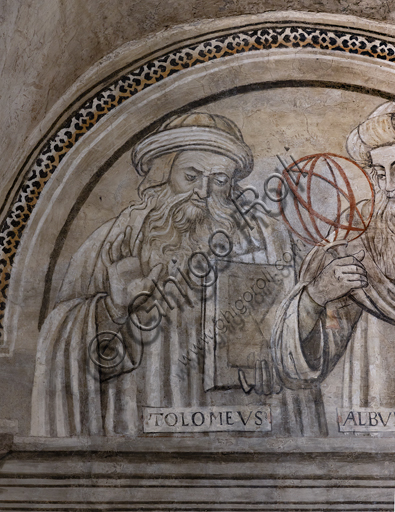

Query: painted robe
left=31, top=196, right=289, bottom=437
left=272, top=231, right=395, bottom=436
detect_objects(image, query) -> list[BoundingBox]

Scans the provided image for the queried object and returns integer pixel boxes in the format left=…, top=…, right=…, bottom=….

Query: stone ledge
left=0, top=453, right=394, bottom=510
left=12, top=434, right=395, bottom=454
left=0, top=433, right=13, bottom=460
left=1, top=436, right=394, bottom=510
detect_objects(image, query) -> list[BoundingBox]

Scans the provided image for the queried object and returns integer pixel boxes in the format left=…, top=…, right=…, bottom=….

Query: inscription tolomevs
left=31, top=112, right=287, bottom=437
left=27, top=90, right=395, bottom=439
left=144, top=406, right=271, bottom=433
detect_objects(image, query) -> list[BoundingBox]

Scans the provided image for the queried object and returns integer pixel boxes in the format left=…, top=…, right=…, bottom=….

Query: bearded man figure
left=271, top=101, right=395, bottom=436
left=31, top=112, right=288, bottom=437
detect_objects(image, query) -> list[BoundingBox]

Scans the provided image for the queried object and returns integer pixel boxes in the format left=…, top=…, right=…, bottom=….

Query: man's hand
left=101, top=226, right=163, bottom=321
left=307, top=250, right=367, bottom=307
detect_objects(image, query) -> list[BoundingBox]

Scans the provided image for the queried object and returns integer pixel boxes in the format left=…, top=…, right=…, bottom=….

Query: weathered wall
left=2, top=0, right=395, bottom=200
left=3, top=3, right=395, bottom=510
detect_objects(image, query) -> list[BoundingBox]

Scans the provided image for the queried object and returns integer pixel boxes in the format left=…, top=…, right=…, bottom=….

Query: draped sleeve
left=271, top=245, right=363, bottom=390
left=31, top=203, right=154, bottom=436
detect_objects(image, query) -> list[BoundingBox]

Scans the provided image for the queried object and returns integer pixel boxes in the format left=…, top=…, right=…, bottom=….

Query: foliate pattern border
left=1, top=25, right=395, bottom=342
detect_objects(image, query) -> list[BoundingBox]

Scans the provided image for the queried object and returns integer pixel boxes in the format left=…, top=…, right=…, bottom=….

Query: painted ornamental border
left=2, top=17, right=395, bottom=343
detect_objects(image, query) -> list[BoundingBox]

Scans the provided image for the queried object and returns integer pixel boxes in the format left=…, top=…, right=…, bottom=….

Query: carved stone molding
left=0, top=437, right=393, bottom=510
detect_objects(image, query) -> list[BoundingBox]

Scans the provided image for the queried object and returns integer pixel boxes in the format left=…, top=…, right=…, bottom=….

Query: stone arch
left=3, top=12, right=395, bottom=355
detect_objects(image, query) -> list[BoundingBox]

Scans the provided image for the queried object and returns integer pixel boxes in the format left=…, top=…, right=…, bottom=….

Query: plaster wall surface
left=3, top=2, right=395, bottom=510
left=2, top=0, right=395, bottom=204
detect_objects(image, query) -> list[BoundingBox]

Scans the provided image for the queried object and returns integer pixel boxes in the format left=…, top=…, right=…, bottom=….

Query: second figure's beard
left=365, top=188, right=395, bottom=281
left=139, top=184, right=239, bottom=276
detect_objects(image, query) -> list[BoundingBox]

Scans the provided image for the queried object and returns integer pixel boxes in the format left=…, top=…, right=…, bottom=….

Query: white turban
left=347, top=102, right=395, bottom=166
left=132, top=112, right=254, bottom=194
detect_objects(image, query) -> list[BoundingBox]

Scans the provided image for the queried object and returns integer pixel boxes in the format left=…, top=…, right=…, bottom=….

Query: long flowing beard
left=365, top=187, right=395, bottom=281
left=139, top=184, right=240, bottom=275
